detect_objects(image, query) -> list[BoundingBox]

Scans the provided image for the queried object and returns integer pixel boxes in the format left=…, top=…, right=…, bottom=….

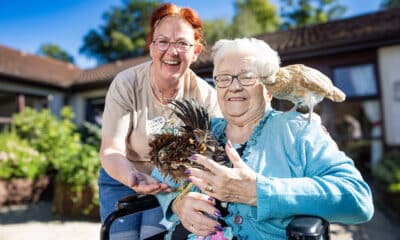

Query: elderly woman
left=152, top=38, right=374, bottom=240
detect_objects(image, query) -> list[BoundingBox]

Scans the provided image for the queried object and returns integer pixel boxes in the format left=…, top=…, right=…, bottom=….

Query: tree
left=230, top=0, right=280, bottom=37
left=230, top=8, right=264, bottom=38
left=380, top=0, right=400, bottom=9
left=203, top=0, right=280, bottom=46
left=236, top=0, right=281, bottom=32
left=38, top=43, right=74, bottom=63
left=80, top=0, right=159, bottom=64
left=202, top=19, right=231, bottom=47
left=280, top=0, right=346, bottom=29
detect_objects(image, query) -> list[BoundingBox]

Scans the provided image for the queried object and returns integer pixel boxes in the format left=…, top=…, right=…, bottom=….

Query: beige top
left=102, top=61, right=220, bottom=174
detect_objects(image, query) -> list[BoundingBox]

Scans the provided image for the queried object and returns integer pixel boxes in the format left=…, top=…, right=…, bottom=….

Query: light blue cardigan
left=152, top=108, right=374, bottom=240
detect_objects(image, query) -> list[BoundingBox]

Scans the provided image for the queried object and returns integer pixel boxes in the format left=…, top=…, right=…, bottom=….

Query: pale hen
left=264, top=64, right=346, bottom=122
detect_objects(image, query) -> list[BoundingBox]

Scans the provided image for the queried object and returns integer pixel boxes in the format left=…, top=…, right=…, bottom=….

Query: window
left=333, top=63, right=378, bottom=98
left=86, top=97, right=105, bottom=126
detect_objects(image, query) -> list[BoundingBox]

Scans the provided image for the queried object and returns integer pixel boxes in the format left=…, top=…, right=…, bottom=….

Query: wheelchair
left=100, top=194, right=330, bottom=240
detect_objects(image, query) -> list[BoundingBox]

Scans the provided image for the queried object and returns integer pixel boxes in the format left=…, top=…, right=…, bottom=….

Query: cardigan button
left=234, top=215, right=243, bottom=225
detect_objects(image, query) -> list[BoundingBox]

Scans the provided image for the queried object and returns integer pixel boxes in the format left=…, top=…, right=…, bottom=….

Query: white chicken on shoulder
left=263, top=64, right=346, bottom=122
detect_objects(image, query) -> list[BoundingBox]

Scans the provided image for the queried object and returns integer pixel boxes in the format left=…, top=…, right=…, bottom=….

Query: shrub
left=11, top=107, right=81, bottom=171
left=78, top=122, right=101, bottom=150
left=0, top=131, right=47, bottom=180
left=53, top=143, right=100, bottom=216
left=373, top=150, right=400, bottom=193
left=10, top=107, right=101, bottom=214
left=54, top=143, right=100, bottom=191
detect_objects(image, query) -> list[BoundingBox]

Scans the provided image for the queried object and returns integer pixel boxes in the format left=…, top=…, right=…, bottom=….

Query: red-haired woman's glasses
left=152, top=39, right=194, bottom=52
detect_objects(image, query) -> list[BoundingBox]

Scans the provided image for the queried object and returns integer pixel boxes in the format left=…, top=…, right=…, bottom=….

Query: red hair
left=146, top=3, right=204, bottom=48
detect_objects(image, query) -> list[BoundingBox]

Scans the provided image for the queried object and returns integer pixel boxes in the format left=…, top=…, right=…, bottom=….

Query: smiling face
left=150, top=16, right=202, bottom=86
left=214, top=52, right=268, bottom=126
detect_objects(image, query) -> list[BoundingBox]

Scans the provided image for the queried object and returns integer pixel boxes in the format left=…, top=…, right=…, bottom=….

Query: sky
left=0, top=0, right=383, bottom=69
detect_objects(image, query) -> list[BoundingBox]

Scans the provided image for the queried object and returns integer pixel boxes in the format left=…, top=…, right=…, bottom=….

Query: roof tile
left=0, top=45, right=81, bottom=88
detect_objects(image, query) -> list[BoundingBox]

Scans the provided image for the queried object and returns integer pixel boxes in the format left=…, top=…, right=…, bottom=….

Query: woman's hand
left=187, top=141, right=258, bottom=205
left=100, top=137, right=171, bottom=195
left=128, top=171, right=171, bottom=195
left=172, top=192, right=222, bottom=236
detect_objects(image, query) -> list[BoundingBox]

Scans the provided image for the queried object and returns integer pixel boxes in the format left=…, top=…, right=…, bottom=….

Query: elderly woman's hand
left=187, top=141, right=257, bottom=205
left=172, top=192, right=223, bottom=236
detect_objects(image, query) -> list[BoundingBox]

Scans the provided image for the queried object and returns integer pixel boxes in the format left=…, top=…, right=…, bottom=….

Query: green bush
left=373, top=150, right=400, bottom=193
left=0, top=131, right=47, bottom=180
left=11, top=107, right=82, bottom=171
left=10, top=107, right=101, bottom=211
left=54, top=143, right=100, bottom=190
left=53, top=143, right=100, bottom=215
left=78, top=122, right=101, bottom=150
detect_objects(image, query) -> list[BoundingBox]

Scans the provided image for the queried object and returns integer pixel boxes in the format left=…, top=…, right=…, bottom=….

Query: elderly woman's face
left=214, top=52, right=267, bottom=125
left=150, top=16, right=201, bottom=83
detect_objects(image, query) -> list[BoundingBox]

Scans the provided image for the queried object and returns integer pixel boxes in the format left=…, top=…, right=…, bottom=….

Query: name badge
left=147, top=116, right=166, bottom=134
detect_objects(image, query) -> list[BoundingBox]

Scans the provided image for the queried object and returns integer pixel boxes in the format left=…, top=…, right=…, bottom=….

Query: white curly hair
left=211, top=38, right=280, bottom=84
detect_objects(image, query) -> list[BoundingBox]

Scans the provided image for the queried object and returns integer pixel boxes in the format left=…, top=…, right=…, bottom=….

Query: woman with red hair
left=98, top=3, right=220, bottom=239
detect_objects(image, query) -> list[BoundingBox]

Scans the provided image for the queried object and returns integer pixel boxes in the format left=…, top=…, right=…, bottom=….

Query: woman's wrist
left=162, top=197, right=181, bottom=223
left=245, top=173, right=258, bottom=205
left=126, top=169, right=139, bottom=188
left=170, top=197, right=183, bottom=220
left=171, top=197, right=179, bottom=215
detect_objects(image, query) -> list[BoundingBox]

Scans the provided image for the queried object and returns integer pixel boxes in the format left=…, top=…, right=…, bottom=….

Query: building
left=1, top=8, right=399, bottom=167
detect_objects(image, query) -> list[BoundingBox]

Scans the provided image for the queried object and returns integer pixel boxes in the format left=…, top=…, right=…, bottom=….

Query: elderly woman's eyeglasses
left=213, top=71, right=259, bottom=88
left=152, top=39, right=194, bottom=52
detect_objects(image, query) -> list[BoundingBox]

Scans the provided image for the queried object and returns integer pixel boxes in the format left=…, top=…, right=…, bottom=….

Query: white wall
left=378, top=45, right=400, bottom=146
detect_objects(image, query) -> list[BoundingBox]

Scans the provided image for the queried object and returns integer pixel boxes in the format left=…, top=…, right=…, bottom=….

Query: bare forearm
left=100, top=152, right=137, bottom=187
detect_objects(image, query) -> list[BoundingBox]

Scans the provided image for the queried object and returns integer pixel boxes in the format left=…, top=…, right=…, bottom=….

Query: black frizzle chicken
left=149, top=98, right=230, bottom=199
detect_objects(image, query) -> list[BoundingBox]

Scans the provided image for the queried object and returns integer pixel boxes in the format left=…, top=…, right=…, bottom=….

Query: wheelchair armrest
left=286, top=215, right=330, bottom=240
left=100, top=194, right=161, bottom=240
left=116, top=194, right=160, bottom=211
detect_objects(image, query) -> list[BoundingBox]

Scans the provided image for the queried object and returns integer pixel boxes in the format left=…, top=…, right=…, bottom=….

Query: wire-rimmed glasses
left=152, top=39, right=194, bottom=52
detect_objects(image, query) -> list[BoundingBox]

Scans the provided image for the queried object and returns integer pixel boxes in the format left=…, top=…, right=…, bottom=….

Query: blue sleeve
left=151, top=168, right=180, bottom=222
left=254, top=120, right=374, bottom=224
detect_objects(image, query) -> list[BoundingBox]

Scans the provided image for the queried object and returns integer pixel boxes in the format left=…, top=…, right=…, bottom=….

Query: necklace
left=150, top=72, right=180, bottom=105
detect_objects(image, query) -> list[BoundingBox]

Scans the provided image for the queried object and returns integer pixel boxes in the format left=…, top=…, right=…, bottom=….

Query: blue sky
left=0, top=0, right=382, bottom=69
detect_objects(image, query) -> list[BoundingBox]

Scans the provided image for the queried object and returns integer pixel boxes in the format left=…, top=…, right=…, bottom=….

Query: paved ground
left=0, top=199, right=399, bottom=240
left=0, top=201, right=99, bottom=240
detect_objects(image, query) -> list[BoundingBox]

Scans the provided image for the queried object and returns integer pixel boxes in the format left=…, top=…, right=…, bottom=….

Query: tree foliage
left=230, top=0, right=280, bottom=38
left=203, top=19, right=232, bottom=47
left=38, top=43, right=74, bottom=63
left=234, top=0, right=280, bottom=33
left=204, top=0, right=280, bottom=46
left=380, top=0, right=400, bottom=9
left=78, top=0, right=350, bottom=63
left=80, top=0, right=159, bottom=64
left=280, top=0, right=346, bottom=29
left=230, top=7, right=264, bottom=38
